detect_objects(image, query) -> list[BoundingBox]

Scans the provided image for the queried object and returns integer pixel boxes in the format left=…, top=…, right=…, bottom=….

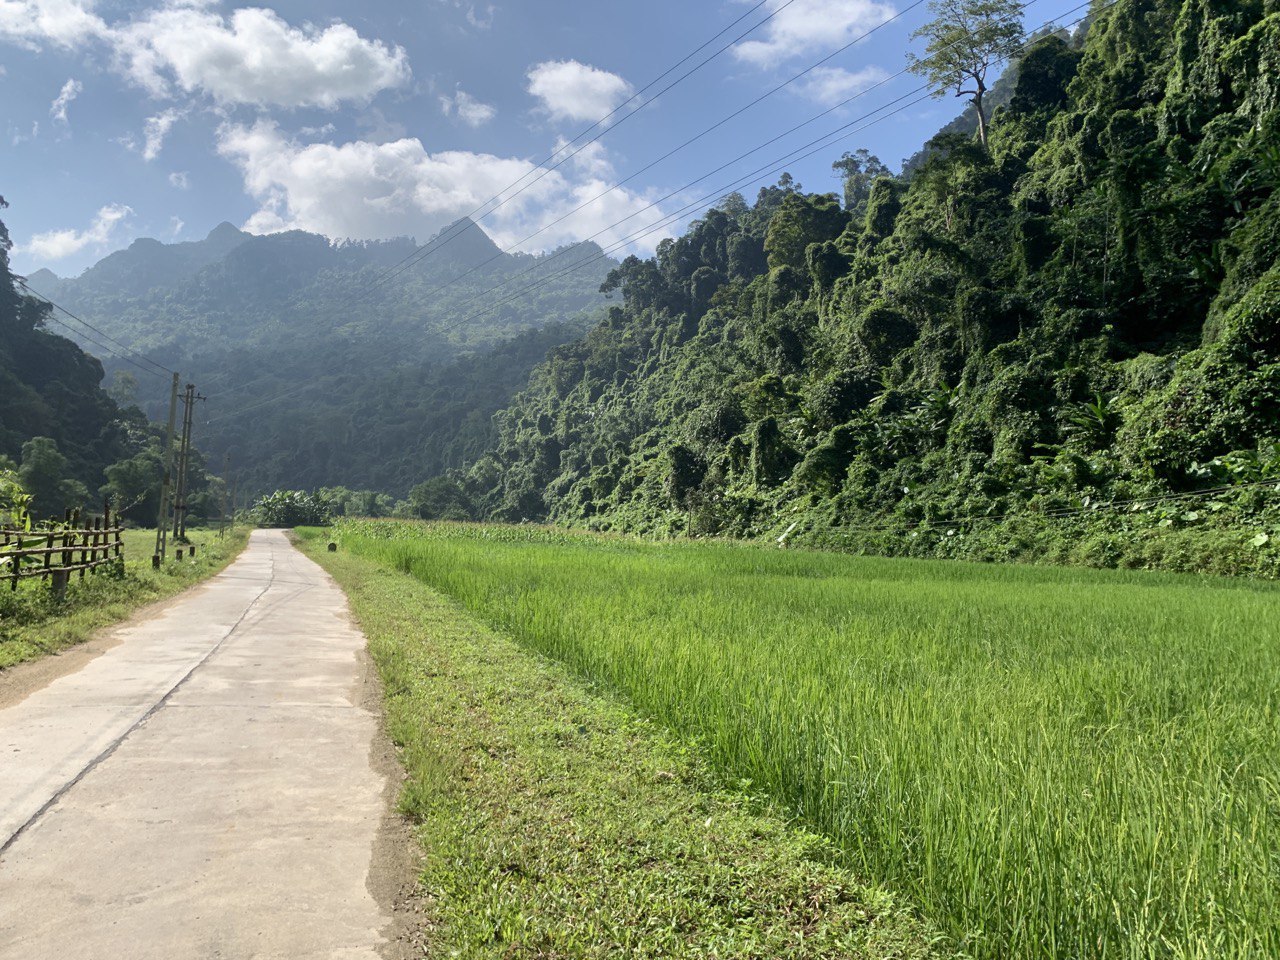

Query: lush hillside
left=0, top=200, right=220, bottom=523
left=462, top=0, right=1280, bottom=575
left=29, top=218, right=615, bottom=496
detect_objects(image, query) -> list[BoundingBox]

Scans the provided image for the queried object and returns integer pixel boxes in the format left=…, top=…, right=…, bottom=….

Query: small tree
left=0, top=469, right=33, bottom=531
left=908, top=0, right=1025, bottom=150
left=832, top=149, right=891, bottom=217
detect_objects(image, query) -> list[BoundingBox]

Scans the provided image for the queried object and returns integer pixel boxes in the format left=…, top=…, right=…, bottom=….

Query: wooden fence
left=0, top=504, right=124, bottom=596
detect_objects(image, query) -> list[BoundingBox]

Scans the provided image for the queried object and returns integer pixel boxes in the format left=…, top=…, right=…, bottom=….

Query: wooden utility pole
left=172, top=384, right=205, bottom=541
left=154, top=372, right=180, bottom=567
left=219, top=454, right=231, bottom=538
left=172, top=384, right=194, bottom=540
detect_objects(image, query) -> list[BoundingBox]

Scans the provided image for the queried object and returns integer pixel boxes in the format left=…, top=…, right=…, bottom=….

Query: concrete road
left=0, top=530, right=398, bottom=959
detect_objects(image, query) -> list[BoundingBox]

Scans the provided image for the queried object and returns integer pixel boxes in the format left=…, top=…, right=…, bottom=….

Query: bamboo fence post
left=5, top=530, right=16, bottom=592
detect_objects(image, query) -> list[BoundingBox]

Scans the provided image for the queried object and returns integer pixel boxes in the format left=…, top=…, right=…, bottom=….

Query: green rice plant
left=331, top=519, right=1280, bottom=959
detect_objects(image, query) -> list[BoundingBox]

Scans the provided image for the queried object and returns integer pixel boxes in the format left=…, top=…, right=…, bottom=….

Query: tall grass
left=335, top=520, right=1280, bottom=958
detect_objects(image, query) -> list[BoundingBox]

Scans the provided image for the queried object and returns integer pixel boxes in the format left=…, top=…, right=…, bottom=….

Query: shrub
left=253, top=490, right=332, bottom=528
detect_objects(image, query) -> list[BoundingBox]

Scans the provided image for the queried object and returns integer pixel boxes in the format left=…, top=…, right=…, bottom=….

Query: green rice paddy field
left=332, top=519, right=1280, bottom=959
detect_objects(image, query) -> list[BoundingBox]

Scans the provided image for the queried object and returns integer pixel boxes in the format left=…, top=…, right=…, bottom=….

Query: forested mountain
left=30, top=218, right=615, bottom=495
left=459, top=0, right=1280, bottom=574
left=0, top=199, right=222, bottom=523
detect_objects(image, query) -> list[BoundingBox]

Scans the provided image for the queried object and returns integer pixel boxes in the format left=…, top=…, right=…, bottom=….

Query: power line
left=205, top=88, right=936, bottom=424
left=208, top=0, right=1109, bottom=425
left=337, top=0, right=806, bottom=307
left=18, top=279, right=175, bottom=380
left=340, top=0, right=1092, bottom=354
left=40, top=312, right=175, bottom=382
left=214, top=0, right=1017, bottom=408
left=395, top=0, right=1101, bottom=338
left=344, top=0, right=933, bottom=308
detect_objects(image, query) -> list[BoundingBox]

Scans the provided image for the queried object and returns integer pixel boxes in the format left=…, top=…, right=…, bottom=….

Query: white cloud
left=440, top=88, right=496, bottom=127
left=733, top=0, right=896, bottom=68
left=216, top=120, right=674, bottom=256
left=1, top=3, right=409, bottom=108
left=141, top=107, right=183, bottom=159
left=527, top=60, right=633, bottom=124
left=49, top=76, right=81, bottom=123
left=169, top=170, right=189, bottom=189
left=115, top=7, right=411, bottom=107
left=0, top=0, right=107, bottom=50
left=794, top=65, right=889, bottom=106
left=169, top=215, right=184, bottom=238
left=22, top=202, right=132, bottom=261
left=556, top=136, right=613, bottom=180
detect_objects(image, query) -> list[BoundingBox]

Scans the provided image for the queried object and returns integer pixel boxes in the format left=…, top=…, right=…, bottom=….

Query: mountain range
left=26, top=217, right=616, bottom=495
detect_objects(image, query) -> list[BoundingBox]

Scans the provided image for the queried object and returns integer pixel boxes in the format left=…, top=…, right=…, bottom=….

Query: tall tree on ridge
left=908, top=0, right=1026, bottom=149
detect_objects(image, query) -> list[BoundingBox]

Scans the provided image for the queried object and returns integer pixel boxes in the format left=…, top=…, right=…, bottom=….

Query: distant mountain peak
left=206, top=222, right=246, bottom=243
left=25, top=266, right=60, bottom=285
left=419, top=216, right=503, bottom=269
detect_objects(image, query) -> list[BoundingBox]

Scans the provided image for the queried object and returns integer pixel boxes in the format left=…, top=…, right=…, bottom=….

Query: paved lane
left=0, top=529, right=394, bottom=959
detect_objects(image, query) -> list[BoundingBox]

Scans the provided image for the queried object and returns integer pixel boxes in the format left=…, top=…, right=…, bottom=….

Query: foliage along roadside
left=296, top=526, right=948, bottom=959
left=448, top=1, right=1280, bottom=577
left=0, top=527, right=249, bottom=671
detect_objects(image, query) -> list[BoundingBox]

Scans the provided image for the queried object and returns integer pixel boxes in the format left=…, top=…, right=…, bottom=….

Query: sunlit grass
left=0, top=526, right=249, bottom=670
left=328, top=519, right=1280, bottom=959
left=299, top=530, right=943, bottom=958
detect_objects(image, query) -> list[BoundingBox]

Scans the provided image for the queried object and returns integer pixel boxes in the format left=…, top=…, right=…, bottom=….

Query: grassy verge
left=319, top=519, right=1280, bottom=960
left=0, top=527, right=249, bottom=671
left=297, top=528, right=944, bottom=959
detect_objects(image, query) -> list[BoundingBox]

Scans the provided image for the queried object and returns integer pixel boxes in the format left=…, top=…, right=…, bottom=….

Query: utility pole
left=153, top=372, right=180, bottom=567
left=172, top=384, right=206, bottom=541
left=219, top=453, right=230, bottom=539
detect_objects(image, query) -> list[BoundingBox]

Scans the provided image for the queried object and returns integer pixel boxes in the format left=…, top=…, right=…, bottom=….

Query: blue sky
left=2, top=0, right=1086, bottom=277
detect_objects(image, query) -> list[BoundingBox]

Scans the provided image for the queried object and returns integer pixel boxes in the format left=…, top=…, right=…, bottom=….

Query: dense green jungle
left=449, top=0, right=1280, bottom=575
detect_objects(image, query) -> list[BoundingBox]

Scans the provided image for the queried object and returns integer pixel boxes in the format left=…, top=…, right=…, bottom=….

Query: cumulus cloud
left=169, top=170, right=189, bottom=189
left=527, top=59, right=633, bottom=124
left=216, top=120, right=674, bottom=255
left=0, top=2, right=410, bottom=108
left=0, top=0, right=106, bottom=50
left=49, top=76, right=81, bottom=123
left=794, top=65, right=889, bottom=105
left=440, top=88, right=496, bottom=127
left=115, top=7, right=411, bottom=107
left=733, top=0, right=896, bottom=67
left=22, top=202, right=132, bottom=261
